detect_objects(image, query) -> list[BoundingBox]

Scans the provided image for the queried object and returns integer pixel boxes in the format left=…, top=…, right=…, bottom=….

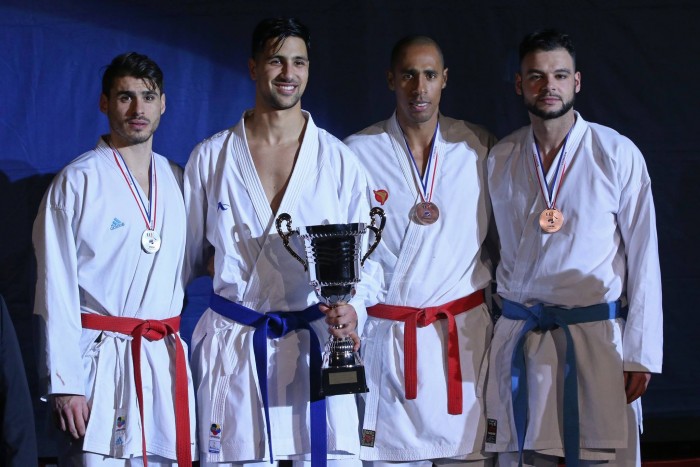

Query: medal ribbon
left=112, top=149, right=158, bottom=231
left=532, top=128, right=572, bottom=211
left=402, top=123, right=440, bottom=204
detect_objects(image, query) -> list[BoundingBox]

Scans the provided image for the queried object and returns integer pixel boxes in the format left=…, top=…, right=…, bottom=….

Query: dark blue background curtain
left=1, top=0, right=697, bottom=454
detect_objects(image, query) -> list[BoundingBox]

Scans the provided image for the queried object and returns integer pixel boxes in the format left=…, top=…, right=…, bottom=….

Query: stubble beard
left=266, top=79, right=304, bottom=111
left=268, top=91, right=302, bottom=111
left=525, top=95, right=575, bottom=120
left=111, top=123, right=156, bottom=146
left=270, top=95, right=301, bottom=110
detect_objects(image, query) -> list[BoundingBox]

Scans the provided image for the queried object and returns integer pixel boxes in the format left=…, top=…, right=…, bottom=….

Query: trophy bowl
left=275, top=207, right=385, bottom=396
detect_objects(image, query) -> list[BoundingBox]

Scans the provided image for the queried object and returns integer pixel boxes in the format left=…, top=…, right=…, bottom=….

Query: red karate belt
left=367, top=289, right=485, bottom=415
left=81, top=314, right=192, bottom=467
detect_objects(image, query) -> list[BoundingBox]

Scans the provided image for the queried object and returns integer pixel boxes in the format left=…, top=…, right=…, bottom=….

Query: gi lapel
left=274, top=111, right=321, bottom=220
left=509, top=115, right=586, bottom=295
left=234, top=111, right=321, bottom=307
left=384, top=114, right=446, bottom=304
left=96, top=138, right=158, bottom=318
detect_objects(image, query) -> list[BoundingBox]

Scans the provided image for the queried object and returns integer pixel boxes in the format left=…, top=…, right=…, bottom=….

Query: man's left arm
left=616, top=143, right=664, bottom=402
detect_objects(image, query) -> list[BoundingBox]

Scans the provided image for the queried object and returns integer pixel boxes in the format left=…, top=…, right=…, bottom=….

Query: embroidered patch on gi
left=373, top=189, right=389, bottom=205
left=217, top=201, right=230, bottom=211
left=361, top=429, right=376, bottom=447
left=114, top=415, right=127, bottom=446
left=208, top=423, right=222, bottom=453
left=110, top=218, right=125, bottom=230
left=486, top=418, right=497, bottom=444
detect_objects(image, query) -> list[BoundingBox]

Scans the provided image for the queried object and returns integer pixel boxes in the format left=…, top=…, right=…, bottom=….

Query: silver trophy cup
left=275, top=207, right=386, bottom=396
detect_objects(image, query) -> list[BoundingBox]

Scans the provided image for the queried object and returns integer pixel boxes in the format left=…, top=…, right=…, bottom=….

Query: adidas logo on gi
left=110, top=218, right=125, bottom=230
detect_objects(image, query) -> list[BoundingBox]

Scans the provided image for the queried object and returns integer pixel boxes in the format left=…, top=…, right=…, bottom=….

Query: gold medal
left=539, top=208, right=564, bottom=233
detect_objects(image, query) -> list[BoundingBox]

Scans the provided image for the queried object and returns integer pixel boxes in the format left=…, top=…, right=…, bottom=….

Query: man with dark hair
left=101, top=52, right=164, bottom=98
left=485, top=29, right=662, bottom=467
left=33, top=52, right=196, bottom=466
left=344, top=35, right=497, bottom=467
left=185, top=17, right=378, bottom=467
left=250, top=16, right=311, bottom=60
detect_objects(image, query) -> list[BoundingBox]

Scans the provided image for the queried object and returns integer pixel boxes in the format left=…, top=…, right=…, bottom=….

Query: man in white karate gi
left=485, top=29, right=663, bottom=467
left=33, top=53, right=196, bottom=466
left=344, top=35, right=497, bottom=467
left=184, top=17, right=379, bottom=467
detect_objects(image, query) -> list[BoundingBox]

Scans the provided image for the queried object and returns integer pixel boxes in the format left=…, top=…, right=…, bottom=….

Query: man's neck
left=531, top=111, right=576, bottom=171
left=245, top=106, right=306, bottom=146
left=397, top=112, right=439, bottom=176
left=397, top=112, right=439, bottom=149
left=108, top=135, right=152, bottom=175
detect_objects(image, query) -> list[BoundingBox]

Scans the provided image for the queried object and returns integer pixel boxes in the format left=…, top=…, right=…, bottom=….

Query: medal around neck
left=413, top=201, right=440, bottom=225
left=539, top=208, right=564, bottom=233
left=141, top=229, right=161, bottom=253
left=275, top=207, right=386, bottom=396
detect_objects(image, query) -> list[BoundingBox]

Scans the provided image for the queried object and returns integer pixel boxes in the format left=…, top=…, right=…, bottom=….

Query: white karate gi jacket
left=344, top=113, right=497, bottom=461
left=33, top=137, right=197, bottom=460
left=184, top=111, right=381, bottom=462
left=485, top=112, right=663, bottom=456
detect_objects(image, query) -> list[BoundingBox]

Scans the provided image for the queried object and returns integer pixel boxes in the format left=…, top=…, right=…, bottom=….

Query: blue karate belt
left=502, top=299, right=625, bottom=467
left=209, top=293, right=327, bottom=467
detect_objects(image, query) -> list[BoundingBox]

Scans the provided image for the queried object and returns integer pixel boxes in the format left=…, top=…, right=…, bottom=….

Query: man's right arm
left=32, top=184, right=88, bottom=431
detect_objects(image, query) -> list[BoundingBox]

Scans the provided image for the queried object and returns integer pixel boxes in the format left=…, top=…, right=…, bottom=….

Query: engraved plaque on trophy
left=275, top=207, right=385, bottom=396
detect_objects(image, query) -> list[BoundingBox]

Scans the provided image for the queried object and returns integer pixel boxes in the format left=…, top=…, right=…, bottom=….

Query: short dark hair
left=251, top=17, right=311, bottom=60
left=519, top=29, right=576, bottom=67
left=101, top=52, right=164, bottom=96
left=390, top=35, right=444, bottom=70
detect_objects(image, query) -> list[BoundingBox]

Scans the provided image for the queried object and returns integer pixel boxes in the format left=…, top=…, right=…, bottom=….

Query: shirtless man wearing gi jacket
left=184, top=17, right=380, bottom=467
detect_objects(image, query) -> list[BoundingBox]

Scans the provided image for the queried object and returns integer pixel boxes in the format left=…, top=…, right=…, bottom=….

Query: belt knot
left=415, top=306, right=444, bottom=327
left=535, top=307, right=559, bottom=331
left=136, top=319, right=170, bottom=340
left=265, top=312, right=296, bottom=338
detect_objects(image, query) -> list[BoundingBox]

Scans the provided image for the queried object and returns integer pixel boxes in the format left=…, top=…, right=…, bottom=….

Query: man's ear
left=387, top=70, right=395, bottom=91
left=248, top=58, right=257, bottom=80
left=99, top=93, right=108, bottom=114
left=515, top=73, right=523, bottom=96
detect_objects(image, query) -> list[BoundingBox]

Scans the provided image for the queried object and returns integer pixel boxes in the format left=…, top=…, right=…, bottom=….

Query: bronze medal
left=539, top=208, right=564, bottom=233
left=414, top=201, right=440, bottom=225
left=532, top=128, right=574, bottom=236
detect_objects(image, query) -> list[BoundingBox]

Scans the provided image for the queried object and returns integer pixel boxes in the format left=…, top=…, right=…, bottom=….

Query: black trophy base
left=321, top=365, right=369, bottom=396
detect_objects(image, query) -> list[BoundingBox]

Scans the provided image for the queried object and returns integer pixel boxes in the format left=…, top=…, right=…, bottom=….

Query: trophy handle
left=361, top=207, right=386, bottom=266
left=275, top=213, right=308, bottom=271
